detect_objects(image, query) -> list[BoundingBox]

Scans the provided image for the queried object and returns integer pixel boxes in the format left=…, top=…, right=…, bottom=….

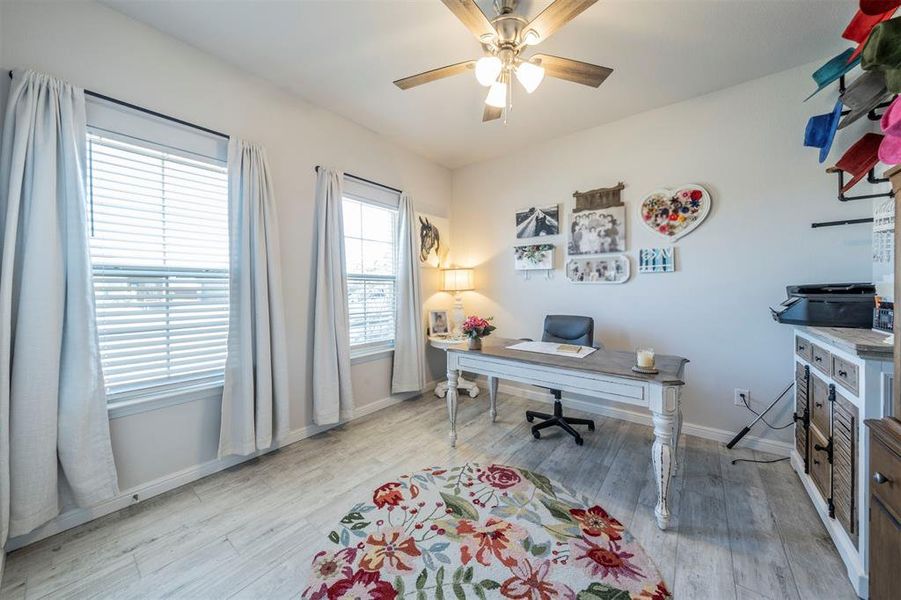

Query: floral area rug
left=302, top=463, right=670, bottom=599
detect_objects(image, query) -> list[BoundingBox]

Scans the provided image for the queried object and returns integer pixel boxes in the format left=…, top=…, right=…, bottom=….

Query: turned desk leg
left=488, top=376, right=498, bottom=423
left=447, top=369, right=459, bottom=447
left=650, top=384, right=681, bottom=530
left=672, top=406, right=683, bottom=474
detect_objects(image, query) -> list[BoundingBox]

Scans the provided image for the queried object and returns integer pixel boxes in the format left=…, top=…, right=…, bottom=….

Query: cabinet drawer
left=871, top=433, right=901, bottom=521
left=810, top=375, right=831, bottom=436
left=810, top=343, right=831, bottom=375
left=810, top=425, right=831, bottom=502
left=831, top=355, right=859, bottom=396
left=795, top=337, right=813, bottom=361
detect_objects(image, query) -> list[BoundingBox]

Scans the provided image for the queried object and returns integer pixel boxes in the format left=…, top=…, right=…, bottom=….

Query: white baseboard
left=5, top=382, right=435, bottom=552
left=493, top=381, right=793, bottom=457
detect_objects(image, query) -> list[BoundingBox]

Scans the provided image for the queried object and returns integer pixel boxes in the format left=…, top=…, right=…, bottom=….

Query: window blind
left=87, top=133, right=230, bottom=400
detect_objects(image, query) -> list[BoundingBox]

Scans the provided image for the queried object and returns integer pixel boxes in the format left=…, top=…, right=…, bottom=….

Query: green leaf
left=328, top=530, right=339, bottom=544
left=350, top=521, right=370, bottom=530
left=436, top=585, right=445, bottom=600
left=416, top=568, right=428, bottom=590
left=453, top=566, right=464, bottom=584
left=417, top=592, right=427, bottom=600
left=463, top=566, right=473, bottom=583
left=436, top=566, right=445, bottom=588
left=394, top=576, right=405, bottom=597
left=539, top=496, right=576, bottom=523
left=522, top=537, right=532, bottom=552
left=440, top=492, right=479, bottom=520
left=340, top=511, right=364, bottom=524
left=479, top=580, right=501, bottom=591
left=520, top=469, right=556, bottom=497
left=576, top=582, right=632, bottom=600
left=453, top=583, right=466, bottom=600
left=530, top=542, right=549, bottom=557
left=473, top=584, right=487, bottom=600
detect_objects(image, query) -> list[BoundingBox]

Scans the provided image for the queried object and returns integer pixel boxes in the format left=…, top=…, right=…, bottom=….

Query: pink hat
left=880, top=96, right=901, bottom=163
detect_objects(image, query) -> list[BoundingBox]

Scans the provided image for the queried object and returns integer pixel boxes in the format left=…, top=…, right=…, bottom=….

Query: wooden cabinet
left=866, top=418, right=901, bottom=600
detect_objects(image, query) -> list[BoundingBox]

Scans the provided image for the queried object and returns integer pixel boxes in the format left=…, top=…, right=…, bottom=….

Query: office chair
left=525, top=315, right=597, bottom=445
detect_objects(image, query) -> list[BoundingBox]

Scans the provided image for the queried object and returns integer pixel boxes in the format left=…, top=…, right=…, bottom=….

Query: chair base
left=526, top=398, right=594, bottom=445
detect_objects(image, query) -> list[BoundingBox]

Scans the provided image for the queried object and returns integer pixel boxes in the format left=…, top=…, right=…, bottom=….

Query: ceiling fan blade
left=524, top=0, right=598, bottom=44
left=393, top=60, right=476, bottom=90
left=439, top=0, right=497, bottom=41
left=482, top=105, right=503, bottom=122
left=532, top=54, right=612, bottom=88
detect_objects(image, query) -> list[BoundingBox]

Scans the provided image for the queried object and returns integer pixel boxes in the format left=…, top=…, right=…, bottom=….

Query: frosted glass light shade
left=475, top=56, right=503, bottom=87
left=485, top=80, right=507, bottom=108
left=516, top=61, right=545, bottom=93
left=441, top=268, right=474, bottom=292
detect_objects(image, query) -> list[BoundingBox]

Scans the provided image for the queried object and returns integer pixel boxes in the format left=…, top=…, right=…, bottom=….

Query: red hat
left=829, top=133, right=885, bottom=192
left=861, top=1, right=901, bottom=17
left=845, top=8, right=898, bottom=60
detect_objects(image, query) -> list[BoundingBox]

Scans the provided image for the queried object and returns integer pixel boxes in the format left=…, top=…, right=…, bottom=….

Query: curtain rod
left=314, top=165, right=403, bottom=195
left=7, top=70, right=229, bottom=140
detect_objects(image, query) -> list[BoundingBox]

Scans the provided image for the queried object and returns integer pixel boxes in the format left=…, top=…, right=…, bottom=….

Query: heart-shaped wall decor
left=640, top=185, right=711, bottom=240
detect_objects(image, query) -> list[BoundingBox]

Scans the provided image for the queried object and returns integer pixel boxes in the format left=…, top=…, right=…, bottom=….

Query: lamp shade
left=441, top=268, right=474, bottom=292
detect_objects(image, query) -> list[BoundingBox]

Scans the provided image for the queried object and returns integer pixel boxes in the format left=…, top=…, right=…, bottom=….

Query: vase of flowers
left=462, top=315, right=496, bottom=350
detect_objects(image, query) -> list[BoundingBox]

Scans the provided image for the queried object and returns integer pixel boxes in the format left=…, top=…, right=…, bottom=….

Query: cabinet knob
left=814, top=356, right=822, bottom=362
left=815, top=402, right=823, bottom=408
left=873, top=472, right=891, bottom=485
left=838, top=370, right=848, bottom=377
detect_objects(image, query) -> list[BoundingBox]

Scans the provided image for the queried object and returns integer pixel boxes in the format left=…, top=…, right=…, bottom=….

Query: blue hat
left=804, top=100, right=843, bottom=163
left=805, top=49, right=861, bottom=101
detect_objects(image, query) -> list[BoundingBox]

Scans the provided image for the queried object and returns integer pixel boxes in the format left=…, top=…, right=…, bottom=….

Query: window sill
left=108, top=382, right=224, bottom=419
left=350, top=347, right=394, bottom=365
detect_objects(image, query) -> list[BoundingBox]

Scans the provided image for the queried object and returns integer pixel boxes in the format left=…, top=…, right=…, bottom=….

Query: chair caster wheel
left=588, top=422, right=595, bottom=431
left=527, top=415, right=534, bottom=423
left=575, top=436, right=584, bottom=446
left=532, top=430, right=541, bottom=440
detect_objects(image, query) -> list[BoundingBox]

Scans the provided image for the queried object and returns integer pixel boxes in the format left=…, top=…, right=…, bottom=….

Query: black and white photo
left=565, top=255, right=630, bottom=284
left=428, top=310, right=450, bottom=336
left=568, top=183, right=627, bottom=255
left=515, top=205, right=559, bottom=239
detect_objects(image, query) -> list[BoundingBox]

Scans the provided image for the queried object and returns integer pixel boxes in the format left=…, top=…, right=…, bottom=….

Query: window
left=86, top=133, right=229, bottom=401
left=342, top=185, right=398, bottom=354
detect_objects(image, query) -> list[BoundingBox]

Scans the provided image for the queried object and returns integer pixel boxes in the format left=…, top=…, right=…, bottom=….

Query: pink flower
left=569, top=537, right=645, bottom=582
left=500, top=558, right=575, bottom=600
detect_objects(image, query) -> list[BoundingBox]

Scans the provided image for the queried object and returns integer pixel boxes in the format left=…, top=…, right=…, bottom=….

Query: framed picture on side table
left=429, top=310, right=450, bottom=336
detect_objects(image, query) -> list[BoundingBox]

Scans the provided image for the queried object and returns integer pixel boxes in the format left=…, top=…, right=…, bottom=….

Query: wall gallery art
left=565, top=255, right=630, bottom=284
left=417, top=213, right=450, bottom=268
left=639, top=247, right=675, bottom=273
left=640, top=184, right=711, bottom=240
left=515, top=205, right=559, bottom=239
left=568, top=182, right=626, bottom=255
left=514, top=244, right=554, bottom=271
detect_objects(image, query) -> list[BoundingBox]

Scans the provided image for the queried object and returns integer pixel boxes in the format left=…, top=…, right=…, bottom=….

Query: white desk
left=428, top=336, right=480, bottom=398
left=444, top=336, right=689, bottom=530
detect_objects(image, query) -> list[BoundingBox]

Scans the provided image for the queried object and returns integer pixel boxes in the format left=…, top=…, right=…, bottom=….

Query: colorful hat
left=839, top=70, right=891, bottom=128
left=861, top=1, right=901, bottom=17
left=828, top=132, right=885, bottom=192
left=862, top=17, right=901, bottom=92
left=805, top=101, right=844, bottom=163
left=879, top=95, right=901, bottom=163
left=805, top=49, right=861, bottom=101
left=844, top=8, right=898, bottom=61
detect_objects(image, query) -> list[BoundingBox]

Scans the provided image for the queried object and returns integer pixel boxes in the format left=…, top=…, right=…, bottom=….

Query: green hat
left=862, top=17, right=901, bottom=92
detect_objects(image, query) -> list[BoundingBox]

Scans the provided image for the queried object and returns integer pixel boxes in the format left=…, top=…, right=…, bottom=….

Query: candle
left=637, top=348, right=655, bottom=368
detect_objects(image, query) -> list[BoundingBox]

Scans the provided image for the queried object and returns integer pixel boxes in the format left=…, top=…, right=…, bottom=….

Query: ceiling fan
left=393, top=0, right=612, bottom=123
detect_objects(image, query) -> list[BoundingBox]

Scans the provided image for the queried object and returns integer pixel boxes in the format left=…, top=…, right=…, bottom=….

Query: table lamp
left=441, top=267, right=474, bottom=337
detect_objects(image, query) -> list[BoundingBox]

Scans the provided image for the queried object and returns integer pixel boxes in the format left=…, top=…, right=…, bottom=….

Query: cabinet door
left=796, top=362, right=810, bottom=472
left=810, top=425, right=831, bottom=502
left=832, top=391, right=857, bottom=543
left=869, top=499, right=900, bottom=600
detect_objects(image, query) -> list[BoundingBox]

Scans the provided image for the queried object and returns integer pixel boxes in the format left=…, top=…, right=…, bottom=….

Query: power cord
left=738, top=384, right=795, bottom=430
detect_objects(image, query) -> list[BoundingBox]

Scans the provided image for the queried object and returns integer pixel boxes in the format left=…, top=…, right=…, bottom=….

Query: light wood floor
left=0, top=393, right=857, bottom=600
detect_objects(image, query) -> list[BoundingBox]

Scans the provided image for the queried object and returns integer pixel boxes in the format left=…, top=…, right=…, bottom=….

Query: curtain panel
left=0, top=70, right=119, bottom=547
left=391, top=193, right=426, bottom=393
left=219, top=138, right=290, bottom=457
left=312, top=168, right=355, bottom=425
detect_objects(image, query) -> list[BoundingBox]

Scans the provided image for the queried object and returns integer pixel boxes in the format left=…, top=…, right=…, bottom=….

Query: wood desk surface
left=447, top=336, right=689, bottom=386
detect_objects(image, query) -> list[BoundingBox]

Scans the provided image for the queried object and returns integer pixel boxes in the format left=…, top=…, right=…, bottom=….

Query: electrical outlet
left=734, top=388, right=750, bottom=406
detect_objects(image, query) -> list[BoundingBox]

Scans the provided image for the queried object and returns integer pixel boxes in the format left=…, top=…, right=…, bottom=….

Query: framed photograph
left=568, top=183, right=626, bottom=256
left=514, top=244, right=554, bottom=270
left=638, top=248, right=675, bottom=273
left=565, top=255, right=630, bottom=284
left=515, top=205, right=559, bottom=239
left=428, top=310, right=450, bottom=335
left=417, top=213, right=450, bottom=268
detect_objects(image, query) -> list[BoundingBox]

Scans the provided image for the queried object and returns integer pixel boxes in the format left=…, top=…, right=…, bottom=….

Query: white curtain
left=391, top=193, right=426, bottom=393
left=219, top=139, right=290, bottom=458
left=312, top=167, right=354, bottom=425
left=0, top=70, right=119, bottom=546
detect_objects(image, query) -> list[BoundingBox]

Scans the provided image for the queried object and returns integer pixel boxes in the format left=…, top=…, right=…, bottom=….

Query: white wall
left=451, top=62, right=876, bottom=444
left=0, top=0, right=451, bottom=542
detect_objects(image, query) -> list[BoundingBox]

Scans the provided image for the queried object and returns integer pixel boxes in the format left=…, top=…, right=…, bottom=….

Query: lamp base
left=451, top=293, right=465, bottom=337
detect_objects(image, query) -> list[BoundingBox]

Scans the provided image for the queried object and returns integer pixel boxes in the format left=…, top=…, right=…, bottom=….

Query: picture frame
left=568, top=183, right=626, bottom=256
left=514, top=244, right=554, bottom=271
left=565, top=255, right=630, bottom=284
left=428, top=310, right=450, bottom=336
left=515, top=205, right=559, bottom=239
left=638, top=248, right=676, bottom=273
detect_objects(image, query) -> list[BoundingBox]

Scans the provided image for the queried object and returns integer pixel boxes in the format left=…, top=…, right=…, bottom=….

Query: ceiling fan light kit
left=393, top=0, right=612, bottom=123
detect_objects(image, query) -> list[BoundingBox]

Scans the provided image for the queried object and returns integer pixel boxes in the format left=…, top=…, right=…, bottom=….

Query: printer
left=771, top=283, right=876, bottom=328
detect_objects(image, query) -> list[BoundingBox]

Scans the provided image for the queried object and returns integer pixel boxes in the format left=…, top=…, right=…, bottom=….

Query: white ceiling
left=103, top=0, right=852, bottom=168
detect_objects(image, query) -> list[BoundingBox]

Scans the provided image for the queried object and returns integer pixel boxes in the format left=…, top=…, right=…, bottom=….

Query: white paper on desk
left=506, top=341, right=598, bottom=358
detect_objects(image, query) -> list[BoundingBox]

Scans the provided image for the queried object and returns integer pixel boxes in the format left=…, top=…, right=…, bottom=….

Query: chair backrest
left=542, top=315, right=594, bottom=346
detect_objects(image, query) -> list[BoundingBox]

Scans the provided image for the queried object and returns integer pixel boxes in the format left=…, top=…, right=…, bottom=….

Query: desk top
left=447, top=336, right=689, bottom=386
left=798, top=326, right=893, bottom=361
